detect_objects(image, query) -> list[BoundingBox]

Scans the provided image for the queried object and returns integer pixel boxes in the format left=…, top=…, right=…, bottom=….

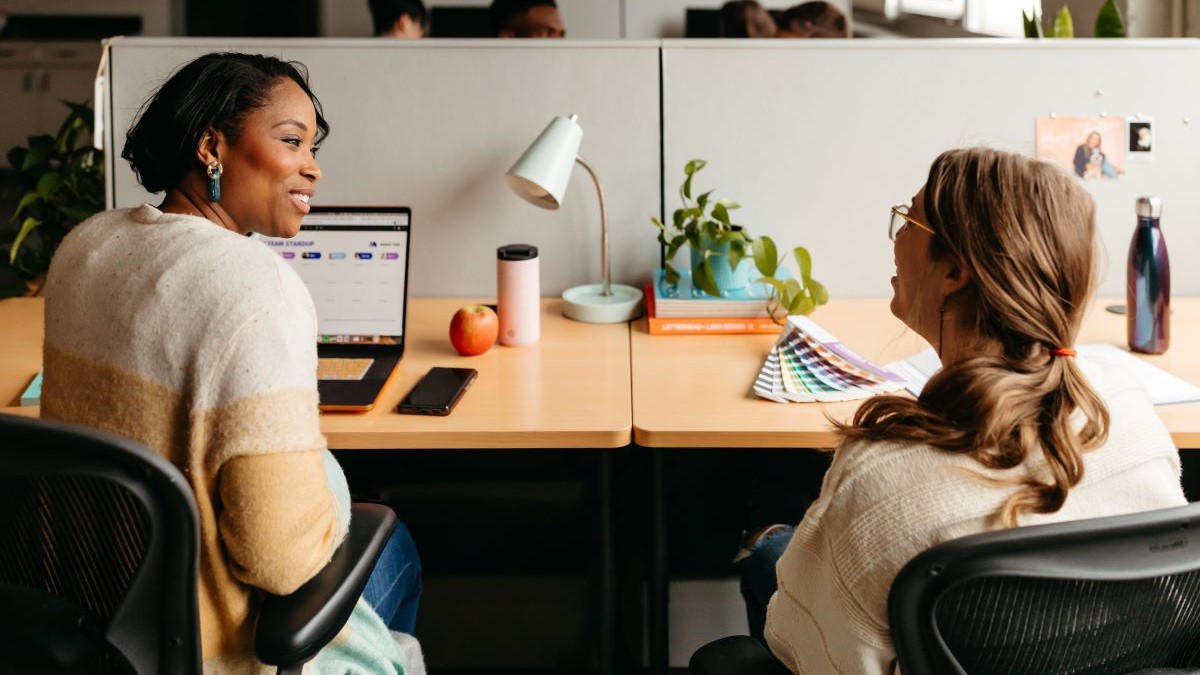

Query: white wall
left=319, top=0, right=621, bottom=38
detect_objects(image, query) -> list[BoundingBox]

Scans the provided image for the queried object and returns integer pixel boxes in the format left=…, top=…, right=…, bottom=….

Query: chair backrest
left=888, top=502, right=1200, bottom=675
left=0, top=413, right=201, bottom=674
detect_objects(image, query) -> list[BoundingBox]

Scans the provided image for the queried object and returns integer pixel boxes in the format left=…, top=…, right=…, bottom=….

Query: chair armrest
left=254, top=502, right=397, bottom=667
left=689, top=636, right=791, bottom=675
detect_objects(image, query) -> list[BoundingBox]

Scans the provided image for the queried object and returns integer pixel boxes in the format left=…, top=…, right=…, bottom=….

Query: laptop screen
left=260, top=207, right=411, bottom=347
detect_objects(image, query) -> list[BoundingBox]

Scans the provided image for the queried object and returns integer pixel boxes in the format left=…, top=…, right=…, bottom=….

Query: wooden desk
left=631, top=297, right=1200, bottom=449
left=0, top=297, right=633, bottom=449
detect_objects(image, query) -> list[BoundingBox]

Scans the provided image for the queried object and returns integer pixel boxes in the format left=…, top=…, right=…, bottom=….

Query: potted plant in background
left=651, top=159, right=828, bottom=322
left=1023, top=0, right=1126, bottom=38
left=0, top=101, right=103, bottom=299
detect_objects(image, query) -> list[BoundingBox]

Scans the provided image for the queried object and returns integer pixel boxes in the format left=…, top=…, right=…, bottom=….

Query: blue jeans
left=362, top=520, right=422, bottom=634
left=739, top=525, right=795, bottom=645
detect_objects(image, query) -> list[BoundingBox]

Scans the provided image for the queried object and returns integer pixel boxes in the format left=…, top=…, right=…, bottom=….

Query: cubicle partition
left=107, top=38, right=1200, bottom=302
left=662, top=39, right=1200, bottom=299
left=105, top=38, right=662, bottom=298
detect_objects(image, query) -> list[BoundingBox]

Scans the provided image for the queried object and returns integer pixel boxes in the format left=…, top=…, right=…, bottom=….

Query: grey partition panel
left=107, top=39, right=661, bottom=297
left=662, top=39, right=1200, bottom=298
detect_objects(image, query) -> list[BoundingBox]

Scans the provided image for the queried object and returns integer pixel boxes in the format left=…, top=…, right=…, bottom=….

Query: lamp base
left=561, top=283, right=644, bottom=323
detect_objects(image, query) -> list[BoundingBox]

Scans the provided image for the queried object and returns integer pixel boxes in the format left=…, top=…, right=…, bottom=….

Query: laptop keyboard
left=317, top=358, right=375, bottom=381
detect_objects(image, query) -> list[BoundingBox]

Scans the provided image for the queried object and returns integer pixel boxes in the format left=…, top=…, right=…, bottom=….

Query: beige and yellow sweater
left=42, top=205, right=351, bottom=668
left=764, top=358, right=1187, bottom=675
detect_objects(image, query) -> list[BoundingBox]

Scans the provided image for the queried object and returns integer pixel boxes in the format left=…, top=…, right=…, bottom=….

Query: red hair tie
left=1050, top=347, right=1076, bottom=358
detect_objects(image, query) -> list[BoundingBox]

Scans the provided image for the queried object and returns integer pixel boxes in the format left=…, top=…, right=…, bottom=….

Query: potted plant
left=0, top=101, right=104, bottom=298
left=651, top=159, right=828, bottom=322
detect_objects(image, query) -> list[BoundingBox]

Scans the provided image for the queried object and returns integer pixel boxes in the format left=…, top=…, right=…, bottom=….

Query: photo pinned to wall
left=1128, top=116, right=1154, bottom=162
left=1035, top=115, right=1126, bottom=181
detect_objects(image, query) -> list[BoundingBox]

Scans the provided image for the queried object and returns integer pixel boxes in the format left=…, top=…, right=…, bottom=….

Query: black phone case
left=397, top=368, right=477, bottom=415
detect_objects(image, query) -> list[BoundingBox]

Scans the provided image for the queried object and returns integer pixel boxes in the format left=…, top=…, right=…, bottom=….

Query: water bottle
left=1127, top=196, right=1170, bottom=354
left=497, top=244, right=540, bottom=346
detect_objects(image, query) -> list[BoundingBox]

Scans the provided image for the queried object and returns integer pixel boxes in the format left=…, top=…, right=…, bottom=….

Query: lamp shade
left=504, top=115, right=583, bottom=210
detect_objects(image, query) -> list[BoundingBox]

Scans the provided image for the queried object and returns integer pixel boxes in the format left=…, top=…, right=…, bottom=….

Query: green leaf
left=1022, top=9, right=1043, bottom=38
left=664, top=262, right=680, bottom=286
left=754, top=276, right=789, bottom=298
left=807, top=278, right=829, bottom=305
left=793, top=246, right=813, bottom=278
left=7, top=146, right=27, bottom=171
left=712, top=202, right=731, bottom=225
left=715, top=199, right=740, bottom=210
left=20, top=143, right=53, bottom=172
left=683, top=159, right=706, bottom=200
left=1052, top=5, right=1074, bottom=37
left=57, top=205, right=96, bottom=222
left=752, top=236, right=778, bottom=277
left=12, top=191, right=40, bottom=220
left=672, top=208, right=685, bottom=230
left=651, top=216, right=665, bottom=231
left=9, top=217, right=42, bottom=264
left=36, top=172, right=62, bottom=198
left=665, top=234, right=687, bottom=261
left=789, top=294, right=816, bottom=316
left=728, top=239, right=747, bottom=271
left=695, top=189, right=714, bottom=213
left=693, top=259, right=721, bottom=297
left=1095, top=0, right=1125, bottom=37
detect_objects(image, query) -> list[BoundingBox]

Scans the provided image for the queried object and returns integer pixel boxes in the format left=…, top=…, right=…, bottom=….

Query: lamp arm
left=574, top=155, right=611, bottom=297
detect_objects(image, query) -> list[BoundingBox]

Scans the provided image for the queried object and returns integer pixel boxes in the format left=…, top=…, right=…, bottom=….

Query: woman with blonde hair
left=743, top=148, right=1185, bottom=673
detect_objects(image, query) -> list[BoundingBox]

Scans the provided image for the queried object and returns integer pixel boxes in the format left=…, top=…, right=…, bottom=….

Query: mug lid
left=498, top=244, right=538, bottom=261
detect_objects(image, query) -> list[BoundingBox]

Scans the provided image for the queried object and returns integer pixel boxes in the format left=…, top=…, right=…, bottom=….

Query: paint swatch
left=753, top=316, right=906, bottom=403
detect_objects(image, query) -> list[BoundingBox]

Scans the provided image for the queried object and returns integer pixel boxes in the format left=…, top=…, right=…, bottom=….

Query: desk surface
left=0, top=297, right=633, bottom=449
left=631, top=298, right=1200, bottom=449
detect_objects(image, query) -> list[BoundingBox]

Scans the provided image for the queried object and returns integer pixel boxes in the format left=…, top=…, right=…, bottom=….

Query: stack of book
left=754, top=316, right=907, bottom=403
left=644, top=269, right=781, bottom=335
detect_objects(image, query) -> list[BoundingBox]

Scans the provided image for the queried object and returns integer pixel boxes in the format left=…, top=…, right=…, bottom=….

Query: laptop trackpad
left=318, top=357, right=374, bottom=381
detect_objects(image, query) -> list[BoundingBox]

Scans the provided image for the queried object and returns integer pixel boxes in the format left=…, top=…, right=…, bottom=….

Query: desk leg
left=600, top=451, right=615, bottom=675
left=651, top=449, right=668, bottom=675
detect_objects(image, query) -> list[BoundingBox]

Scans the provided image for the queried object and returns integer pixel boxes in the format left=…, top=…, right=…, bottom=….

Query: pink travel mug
left=497, top=244, right=540, bottom=346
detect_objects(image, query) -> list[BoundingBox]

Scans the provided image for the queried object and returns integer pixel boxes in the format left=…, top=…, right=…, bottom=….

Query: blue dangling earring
left=206, top=161, right=223, bottom=203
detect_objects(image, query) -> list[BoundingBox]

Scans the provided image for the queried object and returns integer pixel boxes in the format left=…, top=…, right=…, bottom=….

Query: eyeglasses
left=889, top=204, right=936, bottom=241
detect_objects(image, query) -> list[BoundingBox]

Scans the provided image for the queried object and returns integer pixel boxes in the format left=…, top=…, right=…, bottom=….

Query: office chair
left=0, top=413, right=396, bottom=675
left=690, top=502, right=1200, bottom=675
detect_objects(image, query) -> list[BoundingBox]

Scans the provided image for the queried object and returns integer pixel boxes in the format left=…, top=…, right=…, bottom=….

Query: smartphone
left=397, top=367, right=478, bottom=416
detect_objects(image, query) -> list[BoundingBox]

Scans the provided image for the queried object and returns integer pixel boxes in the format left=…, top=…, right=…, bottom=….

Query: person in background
left=490, top=0, right=566, bottom=38
left=776, top=1, right=849, bottom=38
left=369, top=0, right=427, bottom=38
left=42, top=52, right=422, bottom=673
left=719, top=0, right=778, bottom=37
left=739, top=147, right=1185, bottom=674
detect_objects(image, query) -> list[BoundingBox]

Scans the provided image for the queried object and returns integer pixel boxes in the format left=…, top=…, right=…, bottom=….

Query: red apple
left=449, top=305, right=498, bottom=356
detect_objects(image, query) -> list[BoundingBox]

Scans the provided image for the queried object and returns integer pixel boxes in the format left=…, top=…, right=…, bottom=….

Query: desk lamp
left=505, top=114, right=643, bottom=323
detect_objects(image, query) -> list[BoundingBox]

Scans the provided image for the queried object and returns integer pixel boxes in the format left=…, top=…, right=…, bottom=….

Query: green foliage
left=0, top=101, right=103, bottom=298
left=1022, top=9, right=1044, bottom=38
left=651, top=159, right=828, bottom=322
left=1095, top=0, right=1126, bottom=37
left=1052, top=5, right=1074, bottom=37
left=1024, top=2, right=1125, bottom=39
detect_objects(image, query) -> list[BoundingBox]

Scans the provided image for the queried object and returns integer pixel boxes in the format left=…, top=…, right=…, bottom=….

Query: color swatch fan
left=754, top=316, right=907, bottom=403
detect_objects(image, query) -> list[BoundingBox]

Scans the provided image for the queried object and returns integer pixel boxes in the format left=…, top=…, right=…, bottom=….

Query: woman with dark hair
left=776, top=1, right=848, bottom=38
left=719, top=0, right=778, bottom=37
left=42, top=52, right=421, bottom=673
left=741, top=148, right=1184, bottom=673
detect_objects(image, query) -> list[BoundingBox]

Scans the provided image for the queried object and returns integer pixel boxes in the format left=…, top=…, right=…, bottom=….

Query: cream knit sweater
left=764, top=358, right=1187, bottom=675
left=42, top=205, right=354, bottom=670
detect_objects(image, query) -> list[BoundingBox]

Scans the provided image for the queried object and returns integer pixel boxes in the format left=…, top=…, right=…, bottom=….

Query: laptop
left=261, top=206, right=412, bottom=412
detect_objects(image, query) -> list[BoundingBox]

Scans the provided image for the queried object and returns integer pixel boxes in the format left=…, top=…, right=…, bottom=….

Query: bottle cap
left=497, top=244, right=538, bottom=261
left=1136, top=196, right=1163, bottom=218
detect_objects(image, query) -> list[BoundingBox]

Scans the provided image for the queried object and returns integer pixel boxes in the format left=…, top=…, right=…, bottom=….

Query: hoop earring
left=206, top=161, right=223, bottom=203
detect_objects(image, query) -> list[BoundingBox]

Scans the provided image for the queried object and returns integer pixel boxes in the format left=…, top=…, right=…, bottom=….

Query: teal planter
left=689, top=241, right=752, bottom=297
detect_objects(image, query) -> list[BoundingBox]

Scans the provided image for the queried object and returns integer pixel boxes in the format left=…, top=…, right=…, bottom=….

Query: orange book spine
left=644, top=284, right=782, bottom=335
